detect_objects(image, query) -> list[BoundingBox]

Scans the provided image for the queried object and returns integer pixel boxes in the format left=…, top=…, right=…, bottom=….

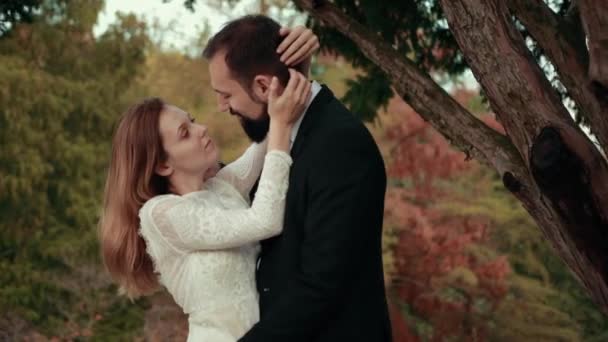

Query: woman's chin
left=211, top=148, right=220, bottom=162
left=203, top=164, right=220, bottom=181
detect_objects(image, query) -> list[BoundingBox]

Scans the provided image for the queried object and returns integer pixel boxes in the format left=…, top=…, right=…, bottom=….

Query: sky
left=94, top=0, right=227, bottom=49
left=93, top=0, right=303, bottom=51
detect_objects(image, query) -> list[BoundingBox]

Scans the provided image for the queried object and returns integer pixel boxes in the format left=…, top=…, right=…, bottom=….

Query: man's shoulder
left=313, top=110, right=376, bottom=151
left=311, top=99, right=362, bottom=134
left=300, top=87, right=382, bottom=158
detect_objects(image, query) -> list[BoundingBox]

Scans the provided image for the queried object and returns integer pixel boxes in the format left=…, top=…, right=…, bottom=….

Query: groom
left=204, top=15, right=392, bottom=342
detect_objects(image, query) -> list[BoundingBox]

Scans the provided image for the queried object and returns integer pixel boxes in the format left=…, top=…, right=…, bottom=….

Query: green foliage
left=342, top=67, right=393, bottom=122
left=305, top=0, right=468, bottom=120
left=443, top=166, right=608, bottom=341
left=0, top=1, right=258, bottom=336
left=0, top=0, right=149, bottom=337
left=91, top=292, right=149, bottom=341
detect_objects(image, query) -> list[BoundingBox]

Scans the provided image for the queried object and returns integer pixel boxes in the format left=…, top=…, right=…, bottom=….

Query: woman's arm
left=141, top=150, right=292, bottom=251
left=216, top=138, right=268, bottom=201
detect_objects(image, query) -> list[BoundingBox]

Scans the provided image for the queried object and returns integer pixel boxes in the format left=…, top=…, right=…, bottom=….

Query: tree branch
left=579, top=0, right=608, bottom=91
left=508, top=0, right=608, bottom=156
left=292, top=0, right=523, bottom=179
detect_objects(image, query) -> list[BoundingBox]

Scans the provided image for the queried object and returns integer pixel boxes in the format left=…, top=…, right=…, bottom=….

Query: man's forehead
left=209, top=51, right=229, bottom=73
left=209, top=55, right=233, bottom=86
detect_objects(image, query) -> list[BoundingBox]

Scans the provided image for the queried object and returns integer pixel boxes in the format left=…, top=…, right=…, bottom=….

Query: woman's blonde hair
left=99, top=97, right=168, bottom=298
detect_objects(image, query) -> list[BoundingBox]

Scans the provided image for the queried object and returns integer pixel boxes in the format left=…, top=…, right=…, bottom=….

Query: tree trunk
left=294, top=0, right=608, bottom=313
left=579, top=0, right=608, bottom=91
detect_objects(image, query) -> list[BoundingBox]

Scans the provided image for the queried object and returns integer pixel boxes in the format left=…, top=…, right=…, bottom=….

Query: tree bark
left=579, top=0, right=608, bottom=91
left=507, top=0, right=608, bottom=152
left=294, top=0, right=608, bottom=313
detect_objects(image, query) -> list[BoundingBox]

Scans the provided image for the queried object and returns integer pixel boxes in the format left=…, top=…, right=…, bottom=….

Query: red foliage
left=389, top=303, right=421, bottom=342
left=383, top=94, right=510, bottom=341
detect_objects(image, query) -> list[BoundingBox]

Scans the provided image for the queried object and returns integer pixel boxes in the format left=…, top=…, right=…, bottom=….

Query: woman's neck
left=169, top=172, right=205, bottom=196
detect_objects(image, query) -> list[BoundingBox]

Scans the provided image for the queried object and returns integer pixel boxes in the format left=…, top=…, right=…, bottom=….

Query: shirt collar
left=290, top=80, right=322, bottom=150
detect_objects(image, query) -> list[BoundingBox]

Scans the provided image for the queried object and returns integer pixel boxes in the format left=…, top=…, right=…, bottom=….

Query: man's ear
left=252, top=75, right=273, bottom=101
left=155, top=161, right=173, bottom=177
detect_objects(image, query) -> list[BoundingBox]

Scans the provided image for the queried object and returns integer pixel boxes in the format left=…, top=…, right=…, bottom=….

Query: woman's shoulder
left=141, top=193, right=178, bottom=209
left=139, top=190, right=214, bottom=217
left=139, top=193, right=185, bottom=220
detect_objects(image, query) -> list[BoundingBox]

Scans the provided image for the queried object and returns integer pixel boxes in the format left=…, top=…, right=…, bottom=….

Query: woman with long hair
left=98, top=27, right=316, bottom=341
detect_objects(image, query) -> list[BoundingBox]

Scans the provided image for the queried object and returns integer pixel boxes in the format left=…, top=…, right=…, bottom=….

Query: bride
left=98, top=29, right=317, bottom=341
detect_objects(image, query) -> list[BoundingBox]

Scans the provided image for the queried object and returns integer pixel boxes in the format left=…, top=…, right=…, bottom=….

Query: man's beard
left=230, top=105, right=270, bottom=143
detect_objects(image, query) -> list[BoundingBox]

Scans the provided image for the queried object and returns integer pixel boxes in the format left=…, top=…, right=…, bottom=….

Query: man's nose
left=217, top=96, right=229, bottom=112
left=218, top=102, right=229, bottom=112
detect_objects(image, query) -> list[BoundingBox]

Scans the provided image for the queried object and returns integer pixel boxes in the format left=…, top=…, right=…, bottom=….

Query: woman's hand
left=268, top=69, right=312, bottom=127
left=277, top=26, right=319, bottom=75
left=266, top=69, right=311, bottom=153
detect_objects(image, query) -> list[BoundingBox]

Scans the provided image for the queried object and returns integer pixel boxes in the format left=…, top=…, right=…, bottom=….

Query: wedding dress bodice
left=138, top=142, right=291, bottom=341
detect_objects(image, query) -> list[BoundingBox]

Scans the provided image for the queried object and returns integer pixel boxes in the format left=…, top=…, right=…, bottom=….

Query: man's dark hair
left=203, top=15, right=293, bottom=91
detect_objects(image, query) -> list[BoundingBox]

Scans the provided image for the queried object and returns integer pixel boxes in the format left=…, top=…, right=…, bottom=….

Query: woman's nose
left=196, top=124, right=208, bottom=137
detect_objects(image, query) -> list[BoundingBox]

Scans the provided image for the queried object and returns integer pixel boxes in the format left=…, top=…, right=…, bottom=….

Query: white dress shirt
left=290, top=81, right=322, bottom=150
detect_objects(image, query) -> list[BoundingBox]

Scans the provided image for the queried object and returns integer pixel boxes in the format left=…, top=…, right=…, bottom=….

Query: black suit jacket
left=240, top=85, right=392, bottom=342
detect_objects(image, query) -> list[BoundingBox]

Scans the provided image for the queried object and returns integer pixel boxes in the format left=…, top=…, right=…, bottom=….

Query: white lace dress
left=138, top=141, right=291, bottom=342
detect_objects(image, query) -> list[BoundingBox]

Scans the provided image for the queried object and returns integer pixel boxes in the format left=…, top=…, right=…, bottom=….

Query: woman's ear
left=252, top=75, right=272, bottom=101
left=155, top=161, right=173, bottom=177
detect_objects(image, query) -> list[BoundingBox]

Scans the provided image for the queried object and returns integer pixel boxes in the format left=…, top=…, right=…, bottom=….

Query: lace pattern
left=138, top=150, right=292, bottom=340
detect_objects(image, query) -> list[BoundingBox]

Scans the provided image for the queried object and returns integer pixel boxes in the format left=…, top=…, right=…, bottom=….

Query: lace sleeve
left=142, top=150, right=292, bottom=252
left=216, top=138, right=268, bottom=201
